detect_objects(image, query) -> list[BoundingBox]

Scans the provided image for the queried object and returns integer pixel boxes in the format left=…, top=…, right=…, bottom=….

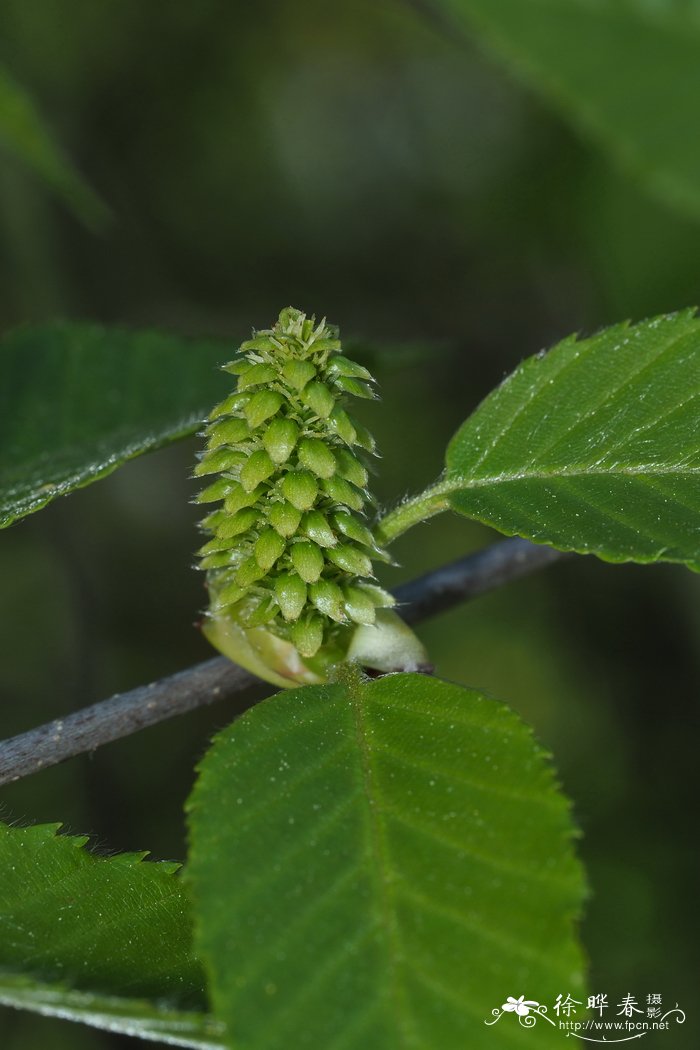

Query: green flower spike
left=195, top=307, right=428, bottom=688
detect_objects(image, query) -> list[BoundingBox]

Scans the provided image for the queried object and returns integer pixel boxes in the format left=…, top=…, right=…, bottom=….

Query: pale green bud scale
left=236, top=362, right=277, bottom=389
left=301, top=510, right=337, bottom=548
left=290, top=541, right=325, bottom=583
left=267, top=501, right=302, bottom=538
left=298, top=438, right=337, bottom=479
left=254, top=528, right=286, bottom=571
left=282, top=359, right=317, bottom=390
left=327, top=355, right=374, bottom=381
left=290, top=616, right=324, bottom=659
left=235, top=556, right=267, bottom=588
left=205, top=416, right=250, bottom=448
left=302, top=381, right=335, bottom=418
left=193, top=447, right=245, bottom=477
left=281, top=470, right=318, bottom=511
left=334, top=448, right=369, bottom=488
left=332, top=510, right=375, bottom=549
left=327, top=544, right=374, bottom=578
left=263, top=417, right=299, bottom=464
left=322, top=475, right=364, bottom=512
left=223, top=482, right=264, bottom=514
left=244, top=389, right=284, bottom=428
left=275, top=573, right=307, bottom=621
left=309, top=579, right=347, bottom=622
left=240, top=449, right=275, bottom=492
left=343, top=586, right=377, bottom=626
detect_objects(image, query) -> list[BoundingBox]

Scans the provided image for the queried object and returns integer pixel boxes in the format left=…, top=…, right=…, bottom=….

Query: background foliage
left=0, top=1, right=698, bottom=1047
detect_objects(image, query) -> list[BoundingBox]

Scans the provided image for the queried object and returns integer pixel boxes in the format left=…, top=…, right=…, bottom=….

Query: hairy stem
left=375, top=479, right=456, bottom=544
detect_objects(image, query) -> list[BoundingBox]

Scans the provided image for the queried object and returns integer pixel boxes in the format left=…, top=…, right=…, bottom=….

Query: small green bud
left=328, top=406, right=357, bottom=445
left=205, top=417, right=250, bottom=448
left=200, top=508, right=227, bottom=532
left=194, top=448, right=246, bottom=477
left=327, top=355, right=374, bottom=381
left=263, top=417, right=299, bottom=464
left=333, top=375, right=377, bottom=399
left=356, top=582, right=396, bottom=608
left=211, top=580, right=247, bottom=611
left=208, top=391, right=250, bottom=420
left=301, top=510, right=337, bottom=548
left=298, top=437, right=337, bottom=479
left=240, top=449, right=275, bottom=492
left=194, top=477, right=237, bottom=504
left=309, top=579, right=347, bottom=622
left=246, top=596, right=278, bottom=627
left=334, top=448, right=368, bottom=488
left=343, top=586, right=377, bottom=626
left=222, top=358, right=252, bottom=375
left=218, top=506, right=259, bottom=538
left=281, top=470, right=318, bottom=511
left=331, top=511, right=376, bottom=549
left=235, top=556, right=267, bottom=588
left=240, top=335, right=279, bottom=352
left=290, top=615, right=324, bottom=658
left=275, top=573, right=307, bottom=621
left=223, top=482, right=264, bottom=514
left=290, top=541, right=325, bottom=583
left=282, top=359, right=316, bottom=390
left=198, top=534, right=244, bottom=556
left=236, top=362, right=277, bottom=390
left=351, top=417, right=376, bottom=453
left=254, top=528, right=286, bottom=571
left=307, top=336, right=341, bottom=354
left=267, top=501, right=302, bottom=537
left=322, top=475, right=364, bottom=512
left=200, top=550, right=241, bottom=570
left=245, top=389, right=285, bottom=428
left=302, top=381, right=335, bottom=418
left=327, top=544, right=374, bottom=577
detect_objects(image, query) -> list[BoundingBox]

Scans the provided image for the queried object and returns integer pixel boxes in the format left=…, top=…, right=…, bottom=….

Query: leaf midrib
left=446, top=462, right=700, bottom=490
left=350, top=684, right=418, bottom=1049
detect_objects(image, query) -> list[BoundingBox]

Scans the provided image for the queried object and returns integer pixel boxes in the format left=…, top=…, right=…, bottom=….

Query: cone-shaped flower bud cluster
left=195, top=307, right=401, bottom=685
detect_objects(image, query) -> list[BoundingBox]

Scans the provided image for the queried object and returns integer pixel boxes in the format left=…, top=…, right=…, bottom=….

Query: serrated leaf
left=443, top=310, right=700, bottom=570
left=187, top=673, right=585, bottom=1050
left=441, top=0, right=700, bottom=221
left=0, top=62, right=110, bottom=229
left=0, top=822, right=222, bottom=1047
left=0, top=323, right=232, bottom=528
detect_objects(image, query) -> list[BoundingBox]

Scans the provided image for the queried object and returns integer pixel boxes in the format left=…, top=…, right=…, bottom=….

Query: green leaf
left=0, top=977, right=225, bottom=1049
left=0, top=322, right=231, bottom=529
left=0, top=822, right=222, bottom=1047
left=441, top=0, right=700, bottom=221
left=443, top=310, right=700, bottom=571
left=187, top=672, right=585, bottom=1049
left=0, top=62, right=110, bottom=229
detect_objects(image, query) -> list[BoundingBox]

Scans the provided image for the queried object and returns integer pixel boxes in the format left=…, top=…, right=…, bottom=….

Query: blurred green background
left=0, top=1, right=698, bottom=1046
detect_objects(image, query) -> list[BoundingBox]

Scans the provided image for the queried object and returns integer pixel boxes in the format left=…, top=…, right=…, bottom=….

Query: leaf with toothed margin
left=444, top=310, right=700, bottom=571
left=187, top=672, right=586, bottom=1050
left=0, top=822, right=223, bottom=1047
left=0, top=323, right=232, bottom=529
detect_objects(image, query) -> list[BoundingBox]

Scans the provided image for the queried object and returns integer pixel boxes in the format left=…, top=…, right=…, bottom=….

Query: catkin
left=195, top=307, right=395, bottom=673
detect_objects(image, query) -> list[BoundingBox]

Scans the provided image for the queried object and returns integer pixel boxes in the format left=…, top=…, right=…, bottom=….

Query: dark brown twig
left=0, top=538, right=567, bottom=787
